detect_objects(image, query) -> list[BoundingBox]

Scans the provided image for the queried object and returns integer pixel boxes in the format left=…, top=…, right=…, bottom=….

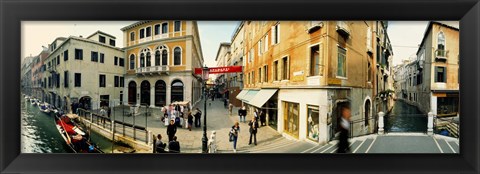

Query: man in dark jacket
left=248, top=117, right=259, bottom=145
left=166, top=120, right=177, bottom=142
left=238, top=106, right=247, bottom=123
left=194, top=108, right=202, bottom=127
left=168, top=136, right=181, bottom=153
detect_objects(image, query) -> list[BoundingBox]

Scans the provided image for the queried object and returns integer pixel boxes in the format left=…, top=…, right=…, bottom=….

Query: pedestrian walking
left=166, top=120, right=177, bottom=142
left=228, top=103, right=233, bottom=115
left=155, top=134, right=166, bottom=153
left=223, top=99, right=228, bottom=108
left=248, top=117, right=259, bottom=145
left=187, top=112, right=193, bottom=131
left=194, top=108, right=202, bottom=127
left=259, top=110, right=266, bottom=126
left=238, top=106, right=247, bottom=122
left=336, top=106, right=351, bottom=153
left=208, top=131, right=217, bottom=153
left=230, top=122, right=240, bottom=152
left=168, top=136, right=181, bottom=153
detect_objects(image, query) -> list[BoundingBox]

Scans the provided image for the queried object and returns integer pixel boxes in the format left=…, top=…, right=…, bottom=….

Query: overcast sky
left=22, top=21, right=458, bottom=67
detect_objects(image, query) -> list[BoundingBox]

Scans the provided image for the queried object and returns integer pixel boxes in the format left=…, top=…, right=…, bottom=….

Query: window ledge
left=336, top=76, right=347, bottom=80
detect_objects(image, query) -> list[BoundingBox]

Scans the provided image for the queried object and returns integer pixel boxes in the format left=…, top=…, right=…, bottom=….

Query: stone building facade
left=121, top=21, right=204, bottom=108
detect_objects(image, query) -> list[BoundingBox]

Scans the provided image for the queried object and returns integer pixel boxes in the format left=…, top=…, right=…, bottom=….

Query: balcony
left=307, top=21, right=323, bottom=33
left=435, top=49, right=447, bottom=62
left=136, top=66, right=170, bottom=75
left=336, top=21, right=350, bottom=38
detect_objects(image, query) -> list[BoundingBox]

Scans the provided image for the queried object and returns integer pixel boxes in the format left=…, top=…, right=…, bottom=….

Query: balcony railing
left=136, top=65, right=169, bottom=75
left=47, top=65, right=56, bottom=73
left=435, top=49, right=447, bottom=61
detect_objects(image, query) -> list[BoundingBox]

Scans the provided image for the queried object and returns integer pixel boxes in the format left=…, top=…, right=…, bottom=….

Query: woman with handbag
left=230, top=122, right=240, bottom=153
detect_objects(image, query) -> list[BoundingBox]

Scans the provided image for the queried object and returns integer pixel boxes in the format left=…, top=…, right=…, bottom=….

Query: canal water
left=21, top=97, right=114, bottom=153
left=384, top=100, right=428, bottom=132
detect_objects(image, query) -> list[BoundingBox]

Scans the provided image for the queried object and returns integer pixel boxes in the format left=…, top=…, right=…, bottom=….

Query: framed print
left=1, top=0, right=479, bottom=173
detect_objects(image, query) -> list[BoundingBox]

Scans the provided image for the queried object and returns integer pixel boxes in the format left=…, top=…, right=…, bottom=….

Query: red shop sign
left=194, top=66, right=243, bottom=75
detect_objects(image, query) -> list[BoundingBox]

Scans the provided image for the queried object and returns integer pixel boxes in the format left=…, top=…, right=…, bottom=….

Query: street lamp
left=202, top=65, right=209, bottom=153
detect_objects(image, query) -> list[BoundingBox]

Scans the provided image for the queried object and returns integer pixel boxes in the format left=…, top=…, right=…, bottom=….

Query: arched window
left=174, top=47, right=181, bottom=65
left=128, top=81, right=137, bottom=105
left=156, top=45, right=169, bottom=66
left=140, top=53, right=145, bottom=67
left=162, top=50, right=168, bottom=66
left=155, top=80, right=166, bottom=106
left=171, top=80, right=184, bottom=102
left=155, top=50, right=160, bottom=66
left=129, top=54, right=135, bottom=70
left=438, top=32, right=445, bottom=50
left=146, top=52, right=151, bottom=67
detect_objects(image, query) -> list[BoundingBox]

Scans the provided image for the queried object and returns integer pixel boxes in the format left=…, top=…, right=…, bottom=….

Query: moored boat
left=38, top=102, right=51, bottom=113
left=54, top=113, right=104, bottom=153
left=30, top=98, right=38, bottom=106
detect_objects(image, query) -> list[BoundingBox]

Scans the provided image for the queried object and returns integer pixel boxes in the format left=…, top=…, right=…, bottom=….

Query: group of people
left=161, top=104, right=203, bottom=131
left=154, top=133, right=180, bottom=153
left=228, top=107, right=264, bottom=152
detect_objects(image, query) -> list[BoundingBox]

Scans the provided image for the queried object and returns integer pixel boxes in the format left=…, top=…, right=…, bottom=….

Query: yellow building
left=415, top=22, right=459, bottom=116
left=120, top=21, right=204, bottom=107
left=236, top=21, right=390, bottom=144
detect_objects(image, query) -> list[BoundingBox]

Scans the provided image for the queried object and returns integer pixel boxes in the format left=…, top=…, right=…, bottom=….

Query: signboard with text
left=194, top=66, right=243, bottom=75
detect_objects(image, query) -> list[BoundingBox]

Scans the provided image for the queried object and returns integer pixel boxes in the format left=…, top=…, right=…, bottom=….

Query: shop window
left=284, top=101, right=299, bottom=137
left=307, top=105, right=320, bottom=141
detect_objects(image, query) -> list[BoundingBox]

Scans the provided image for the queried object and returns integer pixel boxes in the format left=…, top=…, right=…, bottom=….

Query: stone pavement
left=241, top=132, right=460, bottom=153
left=105, top=98, right=281, bottom=153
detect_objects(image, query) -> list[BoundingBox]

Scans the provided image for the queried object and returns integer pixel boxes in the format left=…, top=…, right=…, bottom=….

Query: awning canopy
left=242, top=90, right=259, bottom=103
left=236, top=89, right=249, bottom=100
left=248, top=89, right=278, bottom=108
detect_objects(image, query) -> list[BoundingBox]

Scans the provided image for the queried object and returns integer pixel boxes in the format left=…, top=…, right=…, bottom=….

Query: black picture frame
left=1, top=0, right=479, bottom=173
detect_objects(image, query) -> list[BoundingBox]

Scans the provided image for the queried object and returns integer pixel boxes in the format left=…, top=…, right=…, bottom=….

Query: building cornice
left=86, top=30, right=117, bottom=39
left=122, top=35, right=192, bottom=51
left=120, top=21, right=153, bottom=31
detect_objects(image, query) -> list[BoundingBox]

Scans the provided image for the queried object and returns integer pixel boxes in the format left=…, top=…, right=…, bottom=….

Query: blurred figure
left=228, top=103, right=233, bottom=115
left=187, top=112, right=193, bottom=131
left=208, top=131, right=217, bottom=153
left=336, top=106, right=351, bottom=153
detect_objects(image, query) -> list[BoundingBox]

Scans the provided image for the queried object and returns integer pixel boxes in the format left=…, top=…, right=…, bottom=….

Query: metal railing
left=349, top=117, right=376, bottom=138
left=435, top=49, right=447, bottom=58
left=433, top=115, right=459, bottom=139
left=136, top=65, right=169, bottom=74
left=77, top=106, right=150, bottom=144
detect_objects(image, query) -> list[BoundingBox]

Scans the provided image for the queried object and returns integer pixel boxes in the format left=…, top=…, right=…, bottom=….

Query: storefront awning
left=248, top=89, right=278, bottom=108
left=236, top=89, right=249, bottom=100
left=242, top=90, right=259, bottom=103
